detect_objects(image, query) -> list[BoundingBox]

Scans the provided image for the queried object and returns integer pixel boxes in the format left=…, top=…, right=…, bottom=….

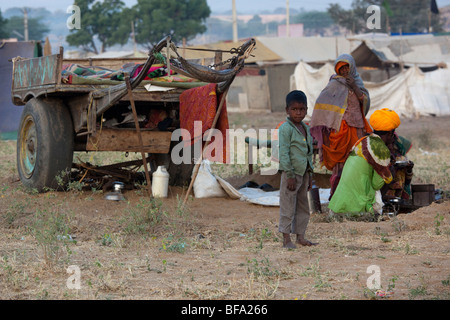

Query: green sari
left=328, top=155, right=385, bottom=214
left=328, top=134, right=392, bottom=214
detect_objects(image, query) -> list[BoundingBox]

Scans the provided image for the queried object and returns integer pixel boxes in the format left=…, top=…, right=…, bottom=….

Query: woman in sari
left=381, top=134, right=414, bottom=201
left=328, top=109, right=401, bottom=215
left=310, top=54, right=372, bottom=199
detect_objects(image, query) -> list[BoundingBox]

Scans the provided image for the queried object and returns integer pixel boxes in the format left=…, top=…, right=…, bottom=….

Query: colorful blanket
left=61, top=62, right=199, bottom=85
left=179, top=83, right=230, bottom=164
left=351, top=133, right=392, bottom=184
left=61, top=64, right=121, bottom=83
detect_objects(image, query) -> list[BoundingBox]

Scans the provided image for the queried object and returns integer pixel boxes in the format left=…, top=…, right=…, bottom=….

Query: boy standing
left=278, top=90, right=316, bottom=248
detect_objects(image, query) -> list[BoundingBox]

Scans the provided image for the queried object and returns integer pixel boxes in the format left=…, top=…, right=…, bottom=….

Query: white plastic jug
left=152, top=166, right=169, bottom=198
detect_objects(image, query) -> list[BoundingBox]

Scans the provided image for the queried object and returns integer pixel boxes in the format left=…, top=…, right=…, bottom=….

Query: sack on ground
left=193, top=160, right=227, bottom=198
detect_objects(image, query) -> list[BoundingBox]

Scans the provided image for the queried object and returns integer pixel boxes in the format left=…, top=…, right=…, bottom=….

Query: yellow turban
left=370, top=108, right=401, bottom=131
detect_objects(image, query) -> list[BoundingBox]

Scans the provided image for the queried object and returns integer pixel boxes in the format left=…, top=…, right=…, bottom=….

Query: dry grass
left=0, top=114, right=449, bottom=300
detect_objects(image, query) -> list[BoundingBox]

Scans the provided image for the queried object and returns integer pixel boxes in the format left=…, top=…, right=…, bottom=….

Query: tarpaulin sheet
left=0, top=41, right=38, bottom=134
left=291, top=61, right=450, bottom=119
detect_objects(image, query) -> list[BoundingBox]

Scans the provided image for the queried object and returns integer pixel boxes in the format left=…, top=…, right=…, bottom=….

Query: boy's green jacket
left=278, top=117, right=314, bottom=178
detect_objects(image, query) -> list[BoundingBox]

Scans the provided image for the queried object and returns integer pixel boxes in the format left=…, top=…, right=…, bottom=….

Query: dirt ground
left=0, top=113, right=449, bottom=301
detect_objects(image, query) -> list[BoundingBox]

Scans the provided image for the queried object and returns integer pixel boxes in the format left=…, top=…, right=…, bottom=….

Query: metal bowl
left=394, top=160, right=410, bottom=168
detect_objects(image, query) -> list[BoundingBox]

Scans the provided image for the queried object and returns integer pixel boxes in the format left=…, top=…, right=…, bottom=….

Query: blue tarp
left=0, top=41, right=40, bottom=133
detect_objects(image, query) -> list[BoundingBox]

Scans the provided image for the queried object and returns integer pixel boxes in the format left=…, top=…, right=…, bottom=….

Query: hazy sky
left=2, top=0, right=449, bottom=14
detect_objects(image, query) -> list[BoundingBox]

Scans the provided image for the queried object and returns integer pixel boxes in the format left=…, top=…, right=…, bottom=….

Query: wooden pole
left=131, top=20, right=137, bottom=55
left=428, top=11, right=432, bottom=33
left=232, top=0, right=238, bottom=42
left=166, top=38, right=171, bottom=77
left=125, top=76, right=153, bottom=198
left=23, top=8, right=29, bottom=42
left=286, top=0, right=290, bottom=37
left=215, top=51, right=223, bottom=70
left=183, top=86, right=229, bottom=205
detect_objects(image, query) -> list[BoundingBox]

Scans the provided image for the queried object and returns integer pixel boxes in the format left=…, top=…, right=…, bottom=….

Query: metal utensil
left=105, top=181, right=125, bottom=201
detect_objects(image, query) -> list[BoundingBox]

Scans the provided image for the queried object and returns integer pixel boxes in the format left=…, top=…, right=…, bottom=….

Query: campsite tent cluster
left=221, top=34, right=450, bottom=118
left=290, top=34, right=450, bottom=119
left=1, top=33, right=450, bottom=134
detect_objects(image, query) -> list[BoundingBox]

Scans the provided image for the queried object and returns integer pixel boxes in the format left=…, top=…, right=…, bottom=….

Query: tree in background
left=201, top=15, right=279, bottom=42
left=133, top=0, right=211, bottom=48
left=378, top=0, right=444, bottom=33
left=0, top=11, right=9, bottom=39
left=66, top=0, right=99, bottom=53
left=66, top=0, right=129, bottom=54
left=3, top=14, right=50, bottom=41
left=328, top=0, right=444, bottom=35
left=291, top=10, right=335, bottom=36
left=202, top=17, right=233, bottom=41
left=4, top=7, right=70, bottom=39
left=327, top=1, right=368, bottom=34
left=91, top=0, right=130, bottom=52
left=239, top=15, right=266, bottom=39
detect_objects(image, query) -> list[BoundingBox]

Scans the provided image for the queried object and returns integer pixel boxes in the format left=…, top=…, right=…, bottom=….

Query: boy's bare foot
left=283, top=241, right=297, bottom=249
left=296, top=239, right=317, bottom=246
left=296, top=235, right=318, bottom=246
left=283, top=233, right=297, bottom=249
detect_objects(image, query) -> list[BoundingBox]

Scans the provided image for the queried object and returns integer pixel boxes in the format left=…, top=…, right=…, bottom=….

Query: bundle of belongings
left=61, top=62, right=201, bottom=86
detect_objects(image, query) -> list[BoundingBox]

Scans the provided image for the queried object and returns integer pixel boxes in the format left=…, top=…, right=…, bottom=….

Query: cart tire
left=17, top=98, right=74, bottom=192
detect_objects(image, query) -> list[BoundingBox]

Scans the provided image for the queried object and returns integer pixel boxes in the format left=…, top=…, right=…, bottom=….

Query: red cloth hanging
left=179, top=83, right=230, bottom=163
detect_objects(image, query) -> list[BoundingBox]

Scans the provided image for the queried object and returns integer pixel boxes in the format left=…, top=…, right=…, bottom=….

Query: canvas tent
left=291, top=34, right=450, bottom=119
left=291, top=60, right=450, bottom=119
left=183, top=35, right=450, bottom=116
left=181, top=39, right=281, bottom=113
left=222, top=36, right=359, bottom=112
left=350, top=34, right=450, bottom=82
left=182, top=38, right=281, bottom=65
left=350, top=34, right=450, bottom=69
left=0, top=41, right=42, bottom=137
left=255, top=36, right=358, bottom=64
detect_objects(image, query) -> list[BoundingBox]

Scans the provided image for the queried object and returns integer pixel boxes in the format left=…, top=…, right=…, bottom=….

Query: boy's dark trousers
left=279, top=171, right=310, bottom=236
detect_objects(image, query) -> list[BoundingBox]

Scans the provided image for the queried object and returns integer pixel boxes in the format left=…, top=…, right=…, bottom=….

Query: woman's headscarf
left=352, top=134, right=393, bottom=184
left=333, top=54, right=367, bottom=92
left=310, top=54, right=370, bottom=132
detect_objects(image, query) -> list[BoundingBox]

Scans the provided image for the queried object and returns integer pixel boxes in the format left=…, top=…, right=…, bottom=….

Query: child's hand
left=287, top=178, right=296, bottom=191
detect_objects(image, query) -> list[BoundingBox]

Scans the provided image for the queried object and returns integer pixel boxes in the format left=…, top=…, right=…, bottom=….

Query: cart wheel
left=17, top=98, right=74, bottom=192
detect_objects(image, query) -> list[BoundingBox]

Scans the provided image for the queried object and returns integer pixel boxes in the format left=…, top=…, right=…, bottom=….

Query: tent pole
left=125, top=76, right=153, bottom=198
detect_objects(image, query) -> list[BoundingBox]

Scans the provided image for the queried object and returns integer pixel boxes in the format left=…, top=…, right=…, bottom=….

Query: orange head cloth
left=335, top=61, right=349, bottom=74
left=369, top=108, right=401, bottom=131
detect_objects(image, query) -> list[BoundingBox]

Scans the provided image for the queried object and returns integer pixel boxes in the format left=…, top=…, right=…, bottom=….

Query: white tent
left=350, top=34, right=450, bottom=68
left=291, top=61, right=450, bottom=119
left=256, top=36, right=359, bottom=64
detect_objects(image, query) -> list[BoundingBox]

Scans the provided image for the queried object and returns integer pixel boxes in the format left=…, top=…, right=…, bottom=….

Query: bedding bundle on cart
left=61, top=62, right=203, bottom=87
